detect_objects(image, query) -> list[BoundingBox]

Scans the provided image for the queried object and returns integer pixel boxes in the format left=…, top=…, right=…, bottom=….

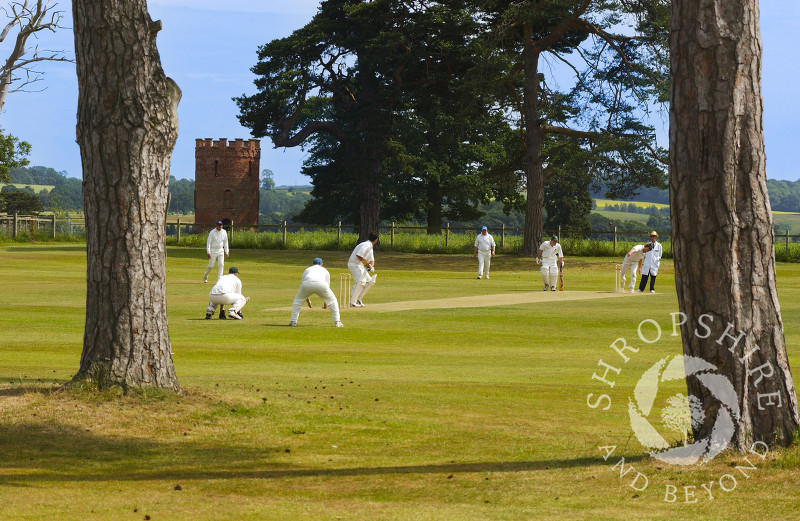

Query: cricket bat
left=558, top=264, right=564, bottom=291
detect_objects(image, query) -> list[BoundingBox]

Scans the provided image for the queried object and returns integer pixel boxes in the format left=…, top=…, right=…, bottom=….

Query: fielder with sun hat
left=289, top=257, right=342, bottom=327
left=638, top=230, right=663, bottom=293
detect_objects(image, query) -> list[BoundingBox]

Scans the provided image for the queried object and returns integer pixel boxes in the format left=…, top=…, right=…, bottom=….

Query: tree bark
left=355, top=61, right=384, bottom=242
left=358, top=181, right=380, bottom=242
left=426, top=181, right=443, bottom=234
left=72, top=1, right=181, bottom=391
left=670, top=0, right=799, bottom=448
left=521, top=23, right=544, bottom=255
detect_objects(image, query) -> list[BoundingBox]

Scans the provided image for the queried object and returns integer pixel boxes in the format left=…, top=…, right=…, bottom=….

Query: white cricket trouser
left=291, top=280, right=340, bottom=324
left=207, top=292, right=247, bottom=314
left=477, top=250, right=491, bottom=277
left=204, top=251, right=225, bottom=281
left=619, top=260, right=637, bottom=290
left=541, top=261, right=558, bottom=287
left=348, top=262, right=375, bottom=304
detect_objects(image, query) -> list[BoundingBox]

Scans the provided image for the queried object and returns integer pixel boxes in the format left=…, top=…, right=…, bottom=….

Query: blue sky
left=0, top=0, right=797, bottom=186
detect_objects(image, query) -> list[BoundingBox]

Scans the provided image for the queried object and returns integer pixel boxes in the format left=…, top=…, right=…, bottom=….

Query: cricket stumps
left=339, top=273, right=352, bottom=308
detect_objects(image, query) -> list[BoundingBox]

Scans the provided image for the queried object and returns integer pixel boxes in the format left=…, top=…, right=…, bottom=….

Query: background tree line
left=3, top=163, right=796, bottom=233
left=234, top=0, right=672, bottom=252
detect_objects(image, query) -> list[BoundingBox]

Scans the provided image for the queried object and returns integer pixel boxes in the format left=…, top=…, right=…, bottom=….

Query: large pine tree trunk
left=426, top=181, right=443, bottom=235
left=670, top=0, right=799, bottom=448
left=521, top=28, right=544, bottom=255
left=73, top=1, right=181, bottom=391
left=358, top=181, right=381, bottom=242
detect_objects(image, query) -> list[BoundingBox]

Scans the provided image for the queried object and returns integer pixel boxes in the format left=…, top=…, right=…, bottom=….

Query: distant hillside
left=9, top=165, right=73, bottom=185
left=591, top=178, right=800, bottom=212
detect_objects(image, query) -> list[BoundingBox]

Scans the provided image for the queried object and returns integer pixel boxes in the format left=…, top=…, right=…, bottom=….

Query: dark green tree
left=237, top=0, right=495, bottom=240
left=168, top=176, right=195, bottom=214
left=260, top=169, right=276, bottom=191
left=237, top=0, right=402, bottom=240
left=0, top=129, right=31, bottom=182
left=0, top=190, right=44, bottom=214
left=481, top=0, right=669, bottom=254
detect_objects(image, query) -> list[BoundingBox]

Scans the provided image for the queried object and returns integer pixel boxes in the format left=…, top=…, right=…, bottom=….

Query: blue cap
left=216, top=221, right=223, bottom=225
left=481, top=226, right=487, bottom=231
left=312, top=257, right=323, bottom=265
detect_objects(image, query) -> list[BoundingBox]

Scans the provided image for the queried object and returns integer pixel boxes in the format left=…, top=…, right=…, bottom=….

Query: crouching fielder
left=348, top=232, right=379, bottom=307
left=289, top=258, right=342, bottom=327
left=206, top=267, right=248, bottom=320
left=537, top=235, right=564, bottom=291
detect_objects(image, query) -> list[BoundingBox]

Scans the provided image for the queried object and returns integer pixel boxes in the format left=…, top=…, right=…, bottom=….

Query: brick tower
left=194, top=138, right=260, bottom=230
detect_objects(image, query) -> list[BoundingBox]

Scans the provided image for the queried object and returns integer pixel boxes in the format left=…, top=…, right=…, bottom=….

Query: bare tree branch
left=0, top=0, right=72, bottom=113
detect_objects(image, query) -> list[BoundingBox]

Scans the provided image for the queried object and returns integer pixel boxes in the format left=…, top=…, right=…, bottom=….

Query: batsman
left=536, top=235, right=564, bottom=291
left=347, top=232, right=379, bottom=307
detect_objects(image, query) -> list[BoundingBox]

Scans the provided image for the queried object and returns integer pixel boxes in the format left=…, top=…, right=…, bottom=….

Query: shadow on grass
left=2, top=245, right=86, bottom=253
left=0, top=419, right=631, bottom=485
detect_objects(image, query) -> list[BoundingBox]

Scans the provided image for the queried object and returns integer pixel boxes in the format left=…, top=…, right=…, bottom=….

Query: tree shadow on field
left=0, top=418, right=633, bottom=486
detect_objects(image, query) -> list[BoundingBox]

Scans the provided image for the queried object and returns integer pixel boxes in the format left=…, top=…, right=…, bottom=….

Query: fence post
left=282, top=220, right=287, bottom=245
left=557, top=225, right=561, bottom=243
left=337, top=221, right=341, bottom=245
left=13, top=213, right=17, bottom=239
left=176, top=218, right=181, bottom=243
left=787, top=230, right=790, bottom=252
left=445, top=222, right=450, bottom=248
left=230, top=220, right=234, bottom=240
left=391, top=221, right=395, bottom=247
left=613, top=227, right=617, bottom=253
left=51, top=214, right=56, bottom=239
left=501, top=223, right=505, bottom=248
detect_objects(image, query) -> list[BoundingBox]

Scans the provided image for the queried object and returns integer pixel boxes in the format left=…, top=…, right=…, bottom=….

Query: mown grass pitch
left=1, top=245, right=799, bottom=520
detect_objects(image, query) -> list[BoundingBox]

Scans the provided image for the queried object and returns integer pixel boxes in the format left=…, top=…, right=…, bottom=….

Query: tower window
left=223, top=189, right=232, bottom=208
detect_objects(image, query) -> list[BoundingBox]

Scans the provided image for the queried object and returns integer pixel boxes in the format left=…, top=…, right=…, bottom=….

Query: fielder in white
left=203, top=221, right=229, bottom=283
left=536, top=235, right=564, bottom=291
left=348, top=232, right=379, bottom=307
left=289, top=257, right=343, bottom=327
left=619, top=243, right=652, bottom=292
left=638, top=230, right=663, bottom=293
left=473, top=225, right=496, bottom=279
left=205, top=266, right=248, bottom=320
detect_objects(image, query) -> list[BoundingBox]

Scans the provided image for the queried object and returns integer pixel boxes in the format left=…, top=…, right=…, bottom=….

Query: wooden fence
left=3, top=213, right=799, bottom=253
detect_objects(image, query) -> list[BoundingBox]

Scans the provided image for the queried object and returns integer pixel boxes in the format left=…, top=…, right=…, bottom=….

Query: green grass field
left=1, top=245, right=799, bottom=520
left=0, top=183, right=55, bottom=193
left=592, top=209, right=652, bottom=224
left=594, top=198, right=800, bottom=234
left=594, top=198, right=669, bottom=210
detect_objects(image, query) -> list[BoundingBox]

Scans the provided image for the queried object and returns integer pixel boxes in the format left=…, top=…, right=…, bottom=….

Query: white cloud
left=149, top=0, right=321, bottom=16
